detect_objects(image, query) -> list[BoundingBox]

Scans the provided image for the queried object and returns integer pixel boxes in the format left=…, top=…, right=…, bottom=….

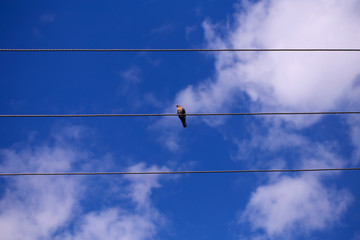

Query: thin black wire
left=1, top=48, right=360, bottom=52
left=1, top=167, right=359, bottom=176
left=0, top=111, right=360, bottom=118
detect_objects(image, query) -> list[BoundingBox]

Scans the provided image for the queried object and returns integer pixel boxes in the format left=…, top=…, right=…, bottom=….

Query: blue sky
left=1, top=0, right=360, bottom=239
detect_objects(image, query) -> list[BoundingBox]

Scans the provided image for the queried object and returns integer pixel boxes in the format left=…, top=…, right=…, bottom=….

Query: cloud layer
left=0, top=127, right=171, bottom=240
left=60, top=162, right=168, bottom=240
left=167, top=0, right=360, bottom=237
left=174, top=0, right=360, bottom=127
left=0, top=139, right=83, bottom=240
left=241, top=175, right=353, bottom=237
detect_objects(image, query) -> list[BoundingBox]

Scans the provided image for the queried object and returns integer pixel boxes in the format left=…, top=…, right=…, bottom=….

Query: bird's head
left=176, top=104, right=179, bottom=107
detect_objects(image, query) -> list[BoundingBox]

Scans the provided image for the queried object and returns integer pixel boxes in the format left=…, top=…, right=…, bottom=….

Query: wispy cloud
left=125, top=162, right=171, bottom=208
left=161, top=0, right=360, bottom=236
left=40, top=13, right=56, bottom=24
left=151, top=24, right=175, bottom=34
left=204, top=0, right=359, bottom=237
left=33, top=12, right=56, bottom=38
left=117, top=66, right=142, bottom=103
left=59, top=208, right=162, bottom=240
left=0, top=126, right=172, bottom=240
left=0, top=128, right=84, bottom=240
left=241, top=175, right=353, bottom=238
left=172, top=0, right=360, bottom=128
left=234, top=126, right=352, bottom=238
left=232, top=125, right=307, bottom=162
left=185, top=25, right=197, bottom=41
left=117, top=66, right=164, bottom=110
left=119, top=66, right=142, bottom=85
left=59, top=162, right=170, bottom=240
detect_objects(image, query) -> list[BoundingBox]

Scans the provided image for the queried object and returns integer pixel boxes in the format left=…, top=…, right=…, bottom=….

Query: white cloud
left=160, top=0, right=360, bottom=152
left=151, top=112, right=185, bottom=151
left=230, top=118, right=350, bottom=238
left=117, top=66, right=165, bottom=110
left=233, top=125, right=307, bottom=161
left=60, top=162, right=169, bottom=240
left=118, top=66, right=142, bottom=97
left=173, top=0, right=360, bottom=128
left=60, top=208, right=161, bottom=240
left=120, top=66, right=142, bottom=84
left=161, top=0, right=360, bottom=150
left=0, top=136, right=83, bottom=240
left=234, top=123, right=345, bottom=167
left=125, top=162, right=170, bottom=208
left=0, top=127, right=171, bottom=240
left=167, top=0, right=360, bottom=236
left=241, top=175, right=353, bottom=238
left=230, top=121, right=349, bottom=238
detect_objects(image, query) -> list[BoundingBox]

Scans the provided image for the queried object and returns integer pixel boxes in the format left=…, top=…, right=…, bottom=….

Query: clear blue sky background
left=1, top=0, right=360, bottom=239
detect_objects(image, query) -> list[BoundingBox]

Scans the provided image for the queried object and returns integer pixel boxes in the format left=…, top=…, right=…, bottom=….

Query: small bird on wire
left=176, top=105, right=187, bottom=128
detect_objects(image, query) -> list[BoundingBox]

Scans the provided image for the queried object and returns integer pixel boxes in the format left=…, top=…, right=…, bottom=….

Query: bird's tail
left=181, top=118, right=187, bottom=128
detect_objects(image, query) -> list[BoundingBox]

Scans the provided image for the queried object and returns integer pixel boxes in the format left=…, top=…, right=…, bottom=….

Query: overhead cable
left=1, top=111, right=360, bottom=118
left=1, top=48, right=360, bottom=52
left=1, top=167, right=359, bottom=176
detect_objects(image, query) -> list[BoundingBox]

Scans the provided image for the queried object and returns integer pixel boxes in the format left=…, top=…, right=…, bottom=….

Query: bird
left=176, top=105, right=187, bottom=128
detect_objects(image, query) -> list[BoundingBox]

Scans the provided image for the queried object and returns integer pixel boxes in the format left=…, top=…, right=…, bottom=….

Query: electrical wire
left=0, top=111, right=359, bottom=118
left=0, top=167, right=359, bottom=176
left=1, top=48, right=360, bottom=52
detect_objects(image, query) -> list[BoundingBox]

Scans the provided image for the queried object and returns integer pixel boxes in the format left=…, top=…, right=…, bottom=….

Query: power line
left=1, top=48, right=360, bottom=52
left=0, top=111, right=359, bottom=118
left=1, top=167, right=359, bottom=176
